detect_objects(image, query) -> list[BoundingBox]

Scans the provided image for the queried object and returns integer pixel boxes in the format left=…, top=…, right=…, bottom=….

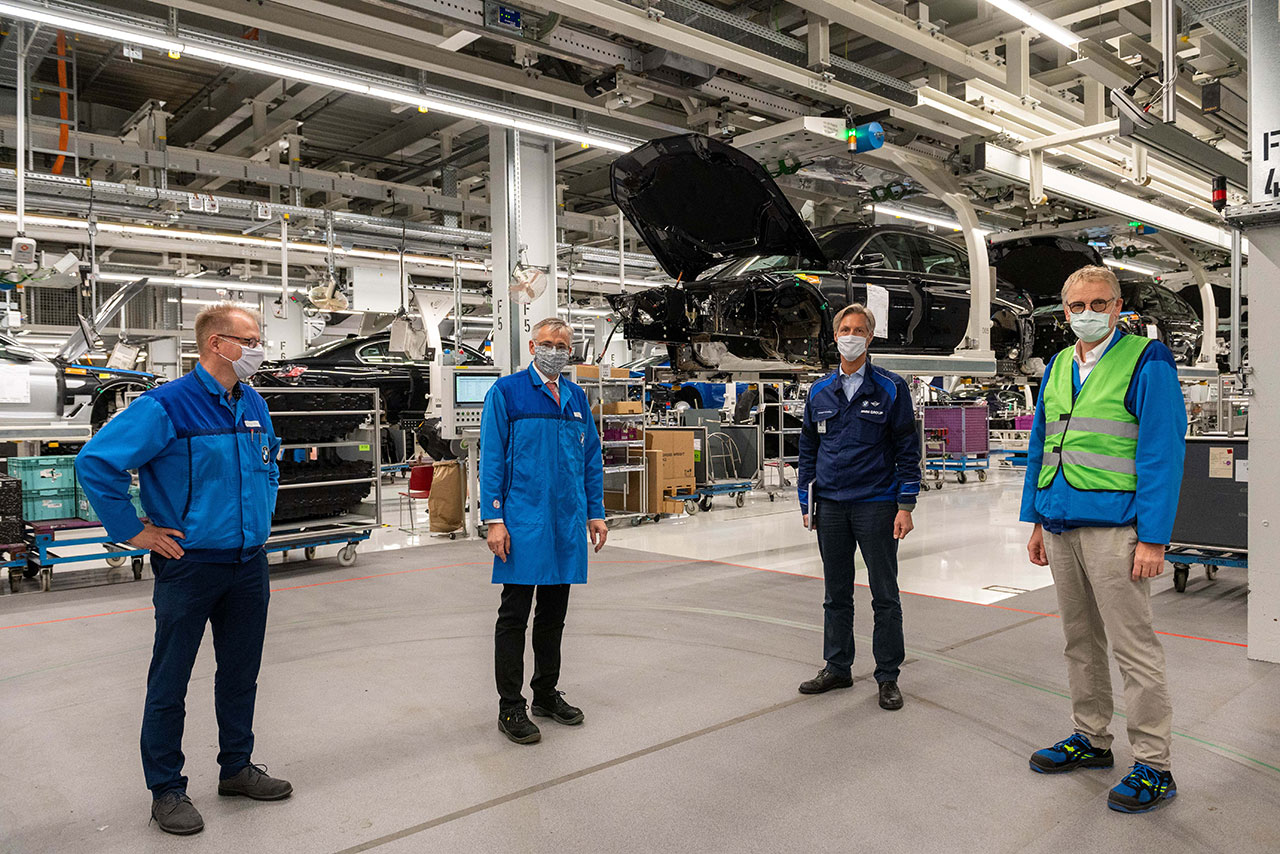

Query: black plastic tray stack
left=0, top=475, right=21, bottom=544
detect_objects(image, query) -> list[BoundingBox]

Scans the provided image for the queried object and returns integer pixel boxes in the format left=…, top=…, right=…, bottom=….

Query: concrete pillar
left=1247, top=225, right=1280, bottom=662
left=262, top=302, right=306, bottom=360
left=488, top=127, right=558, bottom=374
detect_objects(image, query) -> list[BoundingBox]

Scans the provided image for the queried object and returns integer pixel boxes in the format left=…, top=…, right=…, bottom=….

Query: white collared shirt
left=1074, top=328, right=1118, bottom=383
left=839, top=360, right=867, bottom=400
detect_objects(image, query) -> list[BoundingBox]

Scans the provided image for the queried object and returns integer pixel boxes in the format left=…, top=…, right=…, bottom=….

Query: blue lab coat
left=479, top=364, right=605, bottom=585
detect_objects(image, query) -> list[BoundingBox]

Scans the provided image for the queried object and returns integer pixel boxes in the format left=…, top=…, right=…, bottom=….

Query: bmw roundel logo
left=261, top=445, right=270, bottom=464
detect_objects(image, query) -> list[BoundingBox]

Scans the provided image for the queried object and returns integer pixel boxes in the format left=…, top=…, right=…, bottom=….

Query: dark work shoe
left=498, top=705, right=542, bottom=744
left=150, top=790, right=204, bottom=835
left=798, top=668, right=854, bottom=695
left=1108, top=763, right=1177, bottom=813
left=1030, top=733, right=1115, bottom=774
left=531, top=691, right=585, bottom=726
left=217, top=764, right=293, bottom=801
left=877, top=680, right=904, bottom=711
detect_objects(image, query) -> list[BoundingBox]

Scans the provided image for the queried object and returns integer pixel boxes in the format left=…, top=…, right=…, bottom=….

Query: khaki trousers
left=1043, top=525, right=1173, bottom=770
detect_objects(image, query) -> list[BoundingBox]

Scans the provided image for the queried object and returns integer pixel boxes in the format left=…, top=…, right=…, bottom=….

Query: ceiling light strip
left=981, top=0, right=1082, bottom=48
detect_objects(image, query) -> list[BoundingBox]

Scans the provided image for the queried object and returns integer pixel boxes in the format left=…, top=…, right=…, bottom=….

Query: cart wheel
left=735, top=492, right=746, bottom=508
left=935, top=479, right=944, bottom=490
left=337, top=544, right=358, bottom=567
left=105, top=555, right=127, bottom=568
left=684, top=499, right=699, bottom=515
left=40, top=569, right=52, bottom=592
left=920, top=482, right=930, bottom=492
left=448, top=533, right=457, bottom=540
left=957, top=471, right=968, bottom=484
left=1205, top=564, right=1219, bottom=580
left=304, top=546, right=317, bottom=561
left=653, top=514, right=662, bottom=524
left=631, top=516, right=644, bottom=527
left=768, top=493, right=776, bottom=502
left=699, top=495, right=713, bottom=512
left=977, top=470, right=987, bottom=482
left=131, top=557, right=144, bottom=581
left=1173, top=564, right=1189, bottom=593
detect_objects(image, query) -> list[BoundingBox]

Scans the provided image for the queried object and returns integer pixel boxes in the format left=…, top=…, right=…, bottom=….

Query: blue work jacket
left=76, top=363, right=281, bottom=562
left=1020, top=332, right=1187, bottom=544
left=797, top=356, right=921, bottom=515
left=479, top=364, right=605, bottom=585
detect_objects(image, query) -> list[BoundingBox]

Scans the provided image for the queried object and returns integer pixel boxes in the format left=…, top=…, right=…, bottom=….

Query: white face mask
left=1068, top=310, right=1114, bottom=344
left=219, top=339, right=265, bottom=381
left=836, top=334, right=868, bottom=362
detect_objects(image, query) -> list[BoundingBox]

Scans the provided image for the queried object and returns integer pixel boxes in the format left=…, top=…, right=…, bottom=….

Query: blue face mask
left=1069, top=310, right=1113, bottom=343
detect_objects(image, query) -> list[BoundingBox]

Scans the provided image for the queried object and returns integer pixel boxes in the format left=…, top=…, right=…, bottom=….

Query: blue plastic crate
left=7, top=456, right=77, bottom=492
left=23, top=486, right=76, bottom=522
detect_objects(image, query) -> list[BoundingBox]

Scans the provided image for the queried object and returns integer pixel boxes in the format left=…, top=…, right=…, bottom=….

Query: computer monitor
left=454, top=371, right=498, bottom=408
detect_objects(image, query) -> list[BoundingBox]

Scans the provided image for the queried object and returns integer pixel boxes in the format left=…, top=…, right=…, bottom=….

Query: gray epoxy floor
left=1, top=542, right=1278, bottom=854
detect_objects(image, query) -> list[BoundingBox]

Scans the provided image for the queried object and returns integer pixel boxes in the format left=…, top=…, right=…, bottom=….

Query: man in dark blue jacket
left=77, top=304, right=291, bottom=835
left=796, top=303, right=921, bottom=710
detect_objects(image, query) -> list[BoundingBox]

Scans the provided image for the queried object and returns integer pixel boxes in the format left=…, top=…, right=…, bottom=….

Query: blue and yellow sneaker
left=1107, top=763, right=1177, bottom=813
left=1029, top=733, right=1115, bottom=774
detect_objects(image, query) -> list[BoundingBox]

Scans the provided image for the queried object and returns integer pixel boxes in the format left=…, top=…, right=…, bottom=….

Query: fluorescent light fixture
left=981, top=0, right=1082, bottom=48
left=95, top=272, right=308, bottom=295
left=166, top=297, right=259, bottom=308
left=1103, top=258, right=1164, bottom=277
left=980, top=146, right=1240, bottom=252
left=556, top=270, right=662, bottom=288
left=917, top=89, right=1013, bottom=137
left=867, top=204, right=996, bottom=237
left=0, top=3, right=638, bottom=154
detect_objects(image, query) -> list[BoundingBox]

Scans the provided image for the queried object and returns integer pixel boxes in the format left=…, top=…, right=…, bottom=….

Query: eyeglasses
left=218, top=333, right=263, bottom=348
left=1066, top=298, right=1115, bottom=314
left=535, top=342, right=572, bottom=352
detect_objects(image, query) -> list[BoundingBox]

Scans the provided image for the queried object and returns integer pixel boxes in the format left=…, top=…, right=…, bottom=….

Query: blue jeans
left=141, top=549, right=270, bottom=797
left=815, top=499, right=904, bottom=683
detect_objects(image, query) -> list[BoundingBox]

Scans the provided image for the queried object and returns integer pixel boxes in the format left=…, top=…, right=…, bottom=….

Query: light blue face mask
left=1069, top=310, right=1113, bottom=343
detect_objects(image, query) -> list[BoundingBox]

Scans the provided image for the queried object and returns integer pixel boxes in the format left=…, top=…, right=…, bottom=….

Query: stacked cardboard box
left=603, top=430, right=697, bottom=514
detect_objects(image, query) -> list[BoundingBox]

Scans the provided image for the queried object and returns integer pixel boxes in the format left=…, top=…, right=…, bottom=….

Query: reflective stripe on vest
left=1038, top=334, right=1151, bottom=492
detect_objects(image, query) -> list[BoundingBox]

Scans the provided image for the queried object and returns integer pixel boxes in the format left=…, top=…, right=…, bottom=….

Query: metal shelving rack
left=758, top=383, right=802, bottom=499
left=575, top=368, right=649, bottom=524
left=260, top=387, right=382, bottom=566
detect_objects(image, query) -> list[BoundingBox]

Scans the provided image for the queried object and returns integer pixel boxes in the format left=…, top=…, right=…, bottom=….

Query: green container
left=7, top=456, right=77, bottom=492
left=23, top=486, right=76, bottom=522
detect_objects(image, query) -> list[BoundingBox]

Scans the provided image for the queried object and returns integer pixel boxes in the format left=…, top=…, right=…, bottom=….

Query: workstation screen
left=454, top=372, right=500, bottom=407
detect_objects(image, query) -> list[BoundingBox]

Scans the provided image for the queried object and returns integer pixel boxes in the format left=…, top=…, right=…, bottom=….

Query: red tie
left=547, top=379, right=560, bottom=406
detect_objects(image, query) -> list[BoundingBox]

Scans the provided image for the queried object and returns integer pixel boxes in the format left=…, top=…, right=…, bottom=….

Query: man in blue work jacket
left=479, top=317, right=608, bottom=745
left=797, top=303, right=921, bottom=711
left=77, top=304, right=291, bottom=835
left=1021, top=266, right=1186, bottom=814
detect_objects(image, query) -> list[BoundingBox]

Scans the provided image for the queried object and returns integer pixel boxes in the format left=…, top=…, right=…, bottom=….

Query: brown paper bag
left=428, top=460, right=465, bottom=533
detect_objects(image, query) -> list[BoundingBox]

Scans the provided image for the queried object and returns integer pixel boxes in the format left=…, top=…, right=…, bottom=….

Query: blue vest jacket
left=76, top=363, right=280, bottom=562
left=797, top=357, right=921, bottom=514
left=479, top=364, right=605, bottom=585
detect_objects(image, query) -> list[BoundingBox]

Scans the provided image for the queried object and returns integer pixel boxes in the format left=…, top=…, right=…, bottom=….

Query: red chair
left=398, top=464, right=434, bottom=532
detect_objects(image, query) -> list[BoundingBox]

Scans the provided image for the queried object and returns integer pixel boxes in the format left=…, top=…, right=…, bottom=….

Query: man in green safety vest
left=1020, top=265, right=1187, bottom=814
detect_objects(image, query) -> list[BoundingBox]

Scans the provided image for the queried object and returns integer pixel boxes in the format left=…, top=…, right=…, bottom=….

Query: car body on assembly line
left=607, top=134, right=1037, bottom=375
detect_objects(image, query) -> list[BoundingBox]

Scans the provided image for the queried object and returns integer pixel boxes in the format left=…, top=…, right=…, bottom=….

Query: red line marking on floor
left=0, top=556, right=1250, bottom=648
left=698, top=558, right=1247, bottom=648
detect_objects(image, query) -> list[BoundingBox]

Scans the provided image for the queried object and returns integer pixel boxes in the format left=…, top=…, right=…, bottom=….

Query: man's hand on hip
left=1133, top=541, right=1166, bottom=581
left=1027, top=524, right=1048, bottom=566
left=893, top=510, right=914, bottom=540
left=129, top=523, right=185, bottom=559
left=589, top=519, right=608, bottom=553
left=487, top=521, right=511, bottom=562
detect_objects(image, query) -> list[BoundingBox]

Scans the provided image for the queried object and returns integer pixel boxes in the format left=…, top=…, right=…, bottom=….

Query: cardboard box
left=602, top=401, right=643, bottom=415
left=575, top=364, right=600, bottom=380
left=610, top=367, right=632, bottom=379
left=645, top=429, right=695, bottom=481
left=603, top=450, right=692, bottom=515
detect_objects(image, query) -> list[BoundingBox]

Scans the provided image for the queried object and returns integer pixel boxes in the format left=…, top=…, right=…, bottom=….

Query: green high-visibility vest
left=1038, top=334, right=1152, bottom=492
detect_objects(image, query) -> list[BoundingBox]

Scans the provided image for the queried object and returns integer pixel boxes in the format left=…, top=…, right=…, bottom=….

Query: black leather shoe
left=498, top=704, right=542, bottom=744
left=532, top=691, right=584, bottom=725
left=878, top=680, right=904, bottom=710
left=151, top=790, right=204, bottom=835
left=799, top=668, right=854, bottom=694
left=218, top=764, right=293, bottom=800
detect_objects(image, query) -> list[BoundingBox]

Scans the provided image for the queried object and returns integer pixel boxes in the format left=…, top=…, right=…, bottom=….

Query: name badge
left=573, top=411, right=581, bottom=418
left=245, top=419, right=261, bottom=428
left=817, top=421, right=827, bottom=434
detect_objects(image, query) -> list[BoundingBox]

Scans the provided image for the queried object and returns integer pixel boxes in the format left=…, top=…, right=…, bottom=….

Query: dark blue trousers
left=815, top=499, right=904, bottom=683
left=141, top=549, right=270, bottom=797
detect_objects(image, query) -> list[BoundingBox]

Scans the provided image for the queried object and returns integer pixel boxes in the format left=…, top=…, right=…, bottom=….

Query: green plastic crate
left=76, top=485, right=143, bottom=524
left=7, top=456, right=77, bottom=492
left=23, top=486, right=76, bottom=522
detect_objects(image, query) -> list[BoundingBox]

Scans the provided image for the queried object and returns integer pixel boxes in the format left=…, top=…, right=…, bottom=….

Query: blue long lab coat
left=479, top=364, right=606, bottom=585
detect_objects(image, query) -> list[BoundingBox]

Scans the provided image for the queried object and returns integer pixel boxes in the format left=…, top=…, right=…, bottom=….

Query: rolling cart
left=922, top=405, right=991, bottom=484
left=670, top=480, right=756, bottom=514
left=3, top=542, right=28, bottom=594
left=1165, top=436, right=1248, bottom=594
left=20, top=518, right=150, bottom=593
left=1164, top=548, right=1247, bottom=593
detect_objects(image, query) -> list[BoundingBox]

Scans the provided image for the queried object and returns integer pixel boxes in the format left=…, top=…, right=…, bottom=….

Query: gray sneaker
left=151, top=790, right=204, bottom=835
left=217, top=764, right=293, bottom=801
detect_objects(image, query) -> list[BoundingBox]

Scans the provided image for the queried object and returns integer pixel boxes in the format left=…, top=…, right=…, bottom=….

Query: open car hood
left=611, top=134, right=826, bottom=282
left=987, top=237, right=1104, bottom=299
